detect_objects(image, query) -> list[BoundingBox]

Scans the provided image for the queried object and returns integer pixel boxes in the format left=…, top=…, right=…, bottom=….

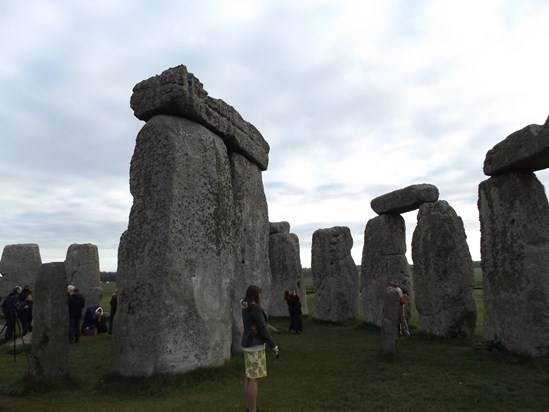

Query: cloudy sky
left=2, top=0, right=549, bottom=272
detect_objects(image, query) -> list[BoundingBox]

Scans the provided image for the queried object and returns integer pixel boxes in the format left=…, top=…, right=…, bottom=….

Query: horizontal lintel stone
left=371, top=183, right=439, bottom=215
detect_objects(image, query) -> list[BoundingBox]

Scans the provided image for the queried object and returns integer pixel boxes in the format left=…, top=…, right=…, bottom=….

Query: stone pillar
left=268, top=222, right=307, bottom=317
left=65, top=243, right=102, bottom=311
left=479, top=171, right=549, bottom=356
left=361, top=214, right=412, bottom=327
left=380, top=287, right=400, bottom=356
left=230, top=152, right=271, bottom=354
left=113, top=115, right=236, bottom=377
left=0, top=243, right=41, bottom=299
left=29, top=262, right=69, bottom=379
left=411, top=200, right=477, bottom=337
left=311, top=226, right=359, bottom=322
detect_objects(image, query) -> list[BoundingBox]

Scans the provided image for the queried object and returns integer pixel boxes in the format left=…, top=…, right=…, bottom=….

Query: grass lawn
left=0, top=283, right=547, bottom=411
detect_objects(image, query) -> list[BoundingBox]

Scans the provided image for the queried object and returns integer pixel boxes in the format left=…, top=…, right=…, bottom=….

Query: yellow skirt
left=243, top=345, right=267, bottom=378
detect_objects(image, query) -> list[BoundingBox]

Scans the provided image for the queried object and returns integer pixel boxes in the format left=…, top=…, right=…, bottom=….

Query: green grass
left=1, top=283, right=547, bottom=411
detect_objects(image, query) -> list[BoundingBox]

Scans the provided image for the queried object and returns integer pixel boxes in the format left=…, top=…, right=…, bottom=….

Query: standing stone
left=479, top=171, right=549, bottom=356
left=311, top=226, right=359, bottom=322
left=29, top=262, right=69, bottom=379
left=380, top=287, right=400, bottom=356
left=65, top=243, right=102, bottom=311
left=361, top=214, right=412, bottom=327
left=113, top=115, right=236, bottom=376
left=0, top=243, right=41, bottom=299
left=268, top=223, right=307, bottom=317
left=412, top=200, right=477, bottom=337
left=230, top=152, right=271, bottom=354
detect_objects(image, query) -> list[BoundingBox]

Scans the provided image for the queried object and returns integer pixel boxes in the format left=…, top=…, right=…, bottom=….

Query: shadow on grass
left=9, top=374, right=82, bottom=396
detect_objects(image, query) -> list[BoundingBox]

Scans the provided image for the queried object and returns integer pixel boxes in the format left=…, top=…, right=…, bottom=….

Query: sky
left=2, top=0, right=549, bottom=272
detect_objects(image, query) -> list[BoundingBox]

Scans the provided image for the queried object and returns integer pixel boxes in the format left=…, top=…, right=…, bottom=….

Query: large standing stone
left=483, top=116, right=549, bottom=176
left=113, top=115, right=236, bottom=376
left=0, top=243, right=41, bottom=299
left=268, top=223, right=307, bottom=317
left=311, top=226, right=359, bottom=322
left=29, top=262, right=69, bottom=379
left=361, top=214, right=412, bottom=327
left=479, top=171, right=549, bottom=356
left=65, top=243, right=102, bottom=311
left=130, top=65, right=270, bottom=170
left=371, top=184, right=439, bottom=215
left=411, top=200, right=477, bottom=337
left=229, top=152, right=271, bottom=354
left=380, top=287, right=400, bottom=356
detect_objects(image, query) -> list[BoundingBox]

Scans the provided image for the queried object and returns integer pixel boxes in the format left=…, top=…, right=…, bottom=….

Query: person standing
left=17, top=293, right=33, bottom=336
left=284, top=289, right=303, bottom=334
left=108, top=289, right=118, bottom=335
left=241, top=285, right=279, bottom=412
left=68, top=286, right=85, bottom=343
left=1, top=286, right=22, bottom=344
left=390, top=280, right=410, bottom=336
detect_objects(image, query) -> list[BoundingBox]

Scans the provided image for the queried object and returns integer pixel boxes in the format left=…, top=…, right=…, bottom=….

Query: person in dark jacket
left=284, top=289, right=303, bottom=334
left=241, top=285, right=278, bottom=412
left=17, top=293, right=33, bottom=336
left=1, top=286, right=22, bottom=344
left=68, top=286, right=85, bottom=343
left=108, top=289, right=118, bottom=335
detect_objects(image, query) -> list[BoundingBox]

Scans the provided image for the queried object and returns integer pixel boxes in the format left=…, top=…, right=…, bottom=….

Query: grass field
left=0, top=282, right=547, bottom=411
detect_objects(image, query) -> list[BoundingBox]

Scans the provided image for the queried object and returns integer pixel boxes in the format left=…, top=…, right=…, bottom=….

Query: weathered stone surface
left=270, top=221, right=290, bottom=235
left=361, top=214, right=412, bottom=326
left=483, top=116, right=549, bottom=176
left=411, top=200, right=477, bottom=338
left=380, top=287, right=400, bottom=356
left=0, top=243, right=41, bottom=299
left=229, top=152, right=271, bottom=354
left=479, top=171, right=549, bottom=356
left=130, top=65, right=269, bottom=170
left=371, top=184, right=439, bottom=215
left=29, top=262, right=69, bottom=379
left=311, top=226, right=359, bottom=322
left=65, top=243, right=102, bottom=311
left=113, top=115, right=236, bottom=376
left=269, top=229, right=307, bottom=317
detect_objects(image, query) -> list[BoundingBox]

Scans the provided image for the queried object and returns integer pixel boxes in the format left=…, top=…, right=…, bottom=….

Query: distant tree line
left=100, top=272, right=117, bottom=283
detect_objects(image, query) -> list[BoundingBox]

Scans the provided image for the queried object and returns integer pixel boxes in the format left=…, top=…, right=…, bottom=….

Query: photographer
left=1, top=286, right=22, bottom=344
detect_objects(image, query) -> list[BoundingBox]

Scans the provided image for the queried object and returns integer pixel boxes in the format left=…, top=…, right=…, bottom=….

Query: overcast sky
left=2, top=0, right=549, bottom=272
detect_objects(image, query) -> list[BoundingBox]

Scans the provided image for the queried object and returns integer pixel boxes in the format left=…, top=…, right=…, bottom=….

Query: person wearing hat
left=390, top=280, right=410, bottom=336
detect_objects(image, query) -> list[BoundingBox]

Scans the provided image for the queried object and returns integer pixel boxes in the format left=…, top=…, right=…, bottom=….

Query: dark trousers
left=2, top=314, right=16, bottom=342
left=108, top=313, right=115, bottom=335
left=69, top=316, right=82, bottom=343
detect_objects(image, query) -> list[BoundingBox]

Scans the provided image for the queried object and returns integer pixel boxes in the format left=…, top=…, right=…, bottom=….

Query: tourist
left=68, top=286, right=85, bottom=343
left=284, top=289, right=303, bottom=334
left=18, top=292, right=33, bottom=336
left=108, top=289, right=118, bottom=335
left=390, top=280, right=410, bottom=336
left=241, top=285, right=279, bottom=412
left=1, top=286, right=23, bottom=344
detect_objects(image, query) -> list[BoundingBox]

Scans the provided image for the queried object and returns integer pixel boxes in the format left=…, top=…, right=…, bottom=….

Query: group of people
left=67, top=285, right=118, bottom=343
left=0, top=285, right=33, bottom=344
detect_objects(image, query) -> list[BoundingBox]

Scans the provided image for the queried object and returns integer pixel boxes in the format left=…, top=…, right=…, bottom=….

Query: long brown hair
left=244, top=285, right=261, bottom=309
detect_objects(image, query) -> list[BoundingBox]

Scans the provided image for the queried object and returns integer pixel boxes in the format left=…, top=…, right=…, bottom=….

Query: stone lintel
left=371, top=184, right=439, bottom=215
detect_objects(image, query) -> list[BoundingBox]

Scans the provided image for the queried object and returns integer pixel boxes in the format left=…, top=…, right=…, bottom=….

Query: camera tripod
left=0, top=311, right=31, bottom=364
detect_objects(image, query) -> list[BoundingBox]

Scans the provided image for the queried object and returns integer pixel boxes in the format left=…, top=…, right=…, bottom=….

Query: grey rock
left=483, top=116, right=549, bottom=176
left=29, top=262, right=69, bottom=379
left=113, top=115, right=236, bottom=376
left=411, top=200, right=477, bottom=338
left=269, top=221, right=290, bottom=235
left=0, top=243, right=41, bottom=299
left=65, top=243, right=102, bottom=312
left=269, top=231, right=307, bottom=317
left=130, top=65, right=269, bottom=170
left=311, top=226, right=359, bottom=322
left=229, top=152, right=271, bottom=354
left=371, top=184, right=439, bottom=215
left=380, top=287, right=400, bottom=356
left=361, top=214, right=412, bottom=326
left=479, top=171, right=549, bottom=356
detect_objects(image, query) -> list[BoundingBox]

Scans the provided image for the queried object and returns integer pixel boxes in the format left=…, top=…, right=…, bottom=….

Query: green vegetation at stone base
left=1, top=285, right=547, bottom=412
